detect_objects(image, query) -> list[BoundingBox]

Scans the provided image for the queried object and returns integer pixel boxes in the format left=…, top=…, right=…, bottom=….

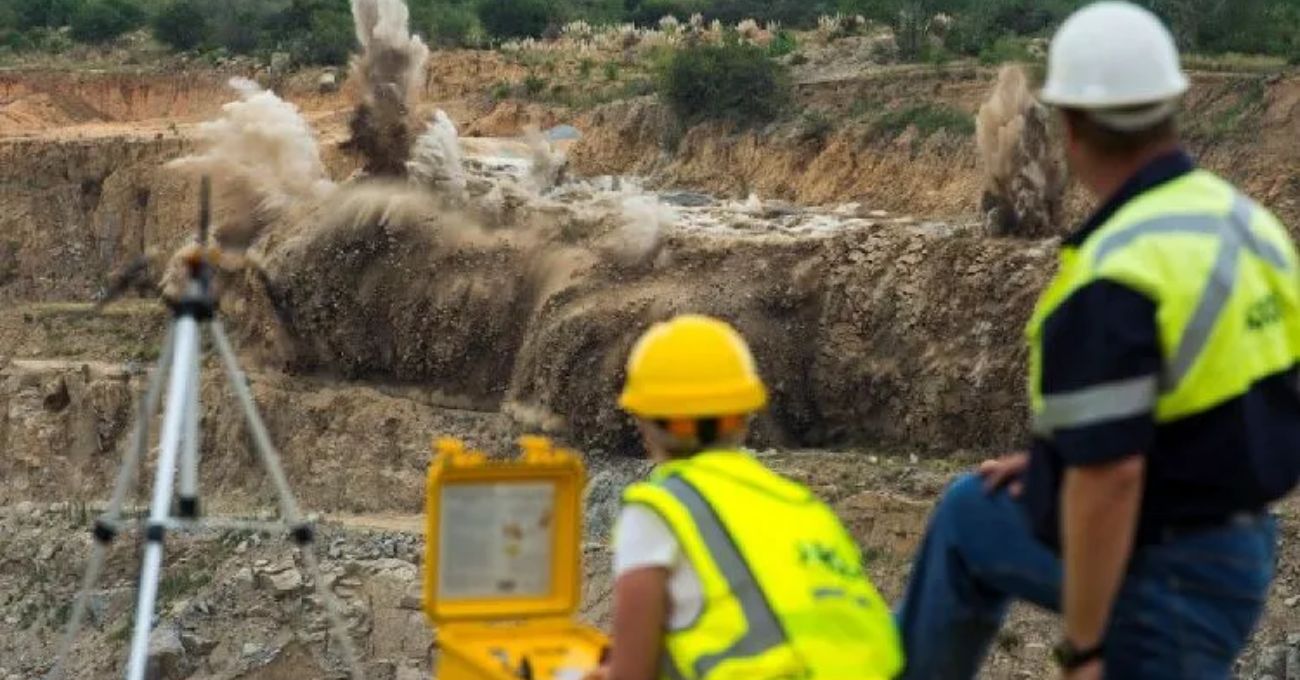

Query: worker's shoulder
left=1094, top=170, right=1293, bottom=250
left=1110, top=169, right=1236, bottom=224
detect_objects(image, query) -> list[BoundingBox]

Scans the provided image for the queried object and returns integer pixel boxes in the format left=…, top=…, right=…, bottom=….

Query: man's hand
left=978, top=453, right=1030, bottom=496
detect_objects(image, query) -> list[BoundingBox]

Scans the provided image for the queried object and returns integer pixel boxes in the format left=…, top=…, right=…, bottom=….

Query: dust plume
left=596, top=195, right=671, bottom=267
left=524, top=127, right=568, bottom=193
left=407, top=110, right=467, bottom=198
left=169, top=77, right=335, bottom=251
left=344, top=0, right=430, bottom=177
left=160, top=0, right=682, bottom=374
left=976, top=65, right=1066, bottom=238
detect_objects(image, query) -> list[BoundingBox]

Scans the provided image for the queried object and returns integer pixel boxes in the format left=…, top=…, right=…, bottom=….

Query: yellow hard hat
left=619, top=315, right=768, bottom=418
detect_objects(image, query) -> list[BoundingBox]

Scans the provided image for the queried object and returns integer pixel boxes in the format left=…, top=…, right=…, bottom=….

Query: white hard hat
left=1040, top=1, right=1189, bottom=121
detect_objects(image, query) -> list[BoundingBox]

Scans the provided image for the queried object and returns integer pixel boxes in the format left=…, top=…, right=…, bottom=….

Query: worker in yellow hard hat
left=586, top=314, right=902, bottom=680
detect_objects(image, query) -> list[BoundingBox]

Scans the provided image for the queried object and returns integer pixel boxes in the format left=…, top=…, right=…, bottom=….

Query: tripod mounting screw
left=178, top=497, right=200, bottom=519
left=291, top=523, right=315, bottom=546
left=169, top=293, right=218, bottom=321
left=92, top=518, right=119, bottom=544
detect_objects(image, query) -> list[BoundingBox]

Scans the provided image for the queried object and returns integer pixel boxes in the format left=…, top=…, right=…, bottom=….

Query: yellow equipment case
left=423, top=436, right=608, bottom=680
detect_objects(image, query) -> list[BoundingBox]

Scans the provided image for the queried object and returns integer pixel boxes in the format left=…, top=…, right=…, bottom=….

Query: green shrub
left=426, top=3, right=479, bottom=47
left=603, top=60, right=619, bottom=81
left=978, top=34, right=1034, bottom=65
left=919, top=42, right=953, bottom=66
left=797, top=108, right=834, bottom=143
left=0, top=28, right=32, bottom=49
left=490, top=80, right=513, bottom=100
left=70, top=0, right=144, bottom=43
left=28, top=25, right=72, bottom=50
left=523, top=72, right=547, bottom=97
left=303, top=7, right=353, bottom=65
left=873, top=102, right=974, bottom=140
left=206, top=0, right=277, bottom=55
left=1183, top=52, right=1288, bottom=73
left=1184, top=77, right=1267, bottom=141
left=13, top=0, right=84, bottom=30
left=477, top=0, right=553, bottom=39
left=626, top=0, right=703, bottom=25
left=657, top=41, right=791, bottom=126
left=151, top=0, right=207, bottom=50
left=0, top=4, right=17, bottom=30
left=767, top=29, right=798, bottom=57
left=578, top=57, right=594, bottom=79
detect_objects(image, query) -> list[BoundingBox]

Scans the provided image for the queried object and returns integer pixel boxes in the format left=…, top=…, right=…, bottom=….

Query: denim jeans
left=896, top=473, right=1276, bottom=680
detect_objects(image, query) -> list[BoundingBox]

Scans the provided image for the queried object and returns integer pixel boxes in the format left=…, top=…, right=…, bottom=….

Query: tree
left=409, top=0, right=482, bottom=47
left=566, top=0, right=624, bottom=24
left=625, top=0, right=704, bottom=25
left=839, top=0, right=948, bottom=58
left=70, top=0, right=144, bottom=43
left=477, top=0, right=555, bottom=39
left=303, top=6, right=352, bottom=65
left=657, top=40, right=791, bottom=126
left=10, top=0, right=84, bottom=29
left=151, top=0, right=208, bottom=50
left=706, top=0, right=835, bottom=27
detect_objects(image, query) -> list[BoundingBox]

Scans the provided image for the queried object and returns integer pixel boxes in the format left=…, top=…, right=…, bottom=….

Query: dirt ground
left=2, top=26, right=1300, bottom=679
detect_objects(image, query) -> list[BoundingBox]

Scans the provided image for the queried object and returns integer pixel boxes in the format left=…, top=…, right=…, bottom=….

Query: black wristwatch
left=1053, top=639, right=1104, bottom=670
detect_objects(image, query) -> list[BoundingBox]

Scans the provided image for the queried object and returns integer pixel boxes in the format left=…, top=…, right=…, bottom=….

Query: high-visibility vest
left=621, top=450, right=903, bottom=680
left=1028, top=170, right=1300, bottom=433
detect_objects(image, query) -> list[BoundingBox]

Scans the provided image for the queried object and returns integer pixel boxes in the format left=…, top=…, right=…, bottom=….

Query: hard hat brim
left=618, top=383, right=769, bottom=419
left=1039, top=77, right=1189, bottom=109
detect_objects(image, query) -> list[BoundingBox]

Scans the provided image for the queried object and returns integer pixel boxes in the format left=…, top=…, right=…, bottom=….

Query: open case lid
left=423, top=436, right=585, bottom=626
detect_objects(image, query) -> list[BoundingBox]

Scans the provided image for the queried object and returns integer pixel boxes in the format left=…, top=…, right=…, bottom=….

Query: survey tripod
left=47, top=178, right=364, bottom=680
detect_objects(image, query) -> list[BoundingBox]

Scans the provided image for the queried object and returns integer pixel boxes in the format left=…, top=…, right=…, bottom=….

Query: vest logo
left=796, top=541, right=863, bottom=581
left=1247, top=293, right=1283, bottom=331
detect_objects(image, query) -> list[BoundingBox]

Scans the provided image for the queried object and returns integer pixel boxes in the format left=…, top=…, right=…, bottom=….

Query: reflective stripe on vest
left=657, top=475, right=789, bottom=680
left=623, top=451, right=904, bottom=680
left=1032, top=192, right=1296, bottom=435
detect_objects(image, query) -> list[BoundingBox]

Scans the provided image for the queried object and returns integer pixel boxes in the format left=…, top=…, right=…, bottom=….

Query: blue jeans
left=896, top=474, right=1276, bottom=680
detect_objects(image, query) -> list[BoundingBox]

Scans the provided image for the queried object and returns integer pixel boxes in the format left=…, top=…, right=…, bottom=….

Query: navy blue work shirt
left=1021, top=150, right=1300, bottom=547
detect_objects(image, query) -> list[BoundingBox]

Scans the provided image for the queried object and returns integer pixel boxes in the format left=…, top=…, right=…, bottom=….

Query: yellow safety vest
left=1027, top=170, right=1300, bottom=431
left=621, top=450, right=903, bottom=680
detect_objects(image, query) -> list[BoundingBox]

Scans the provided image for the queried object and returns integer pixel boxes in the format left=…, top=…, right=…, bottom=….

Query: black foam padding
left=92, top=519, right=118, bottom=543
left=291, top=523, right=315, bottom=545
left=178, top=497, right=199, bottom=519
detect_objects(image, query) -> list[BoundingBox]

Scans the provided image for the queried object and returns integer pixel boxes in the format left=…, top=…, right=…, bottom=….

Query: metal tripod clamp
left=169, top=175, right=219, bottom=322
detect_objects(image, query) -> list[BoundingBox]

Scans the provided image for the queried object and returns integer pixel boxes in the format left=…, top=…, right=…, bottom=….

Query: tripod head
left=94, top=176, right=221, bottom=315
left=170, top=176, right=219, bottom=322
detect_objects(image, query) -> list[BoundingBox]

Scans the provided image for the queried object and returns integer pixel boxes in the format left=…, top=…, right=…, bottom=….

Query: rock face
left=0, top=505, right=442, bottom=679
left=0, top=137, right=196, bottom=304
left=146, top=624, right=187, bottom=680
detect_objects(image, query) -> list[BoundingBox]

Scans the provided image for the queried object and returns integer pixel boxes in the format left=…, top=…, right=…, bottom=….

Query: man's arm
left=607, top=567, right=669, bottom=680
left=1062, top=455, right=1145, bottom=652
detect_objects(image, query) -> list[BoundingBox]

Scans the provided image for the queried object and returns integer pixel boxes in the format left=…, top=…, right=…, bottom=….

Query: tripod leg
left=45, top=327, right=177, bottom=680
left=125, top=316, right=201, bottom=680
left=210, top=321, right=365, bottom=680
left=179, top=325, right=202, bottom=518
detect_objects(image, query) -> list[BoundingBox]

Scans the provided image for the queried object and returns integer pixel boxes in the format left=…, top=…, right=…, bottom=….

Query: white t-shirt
left=612, top=504, right=703, bottom=631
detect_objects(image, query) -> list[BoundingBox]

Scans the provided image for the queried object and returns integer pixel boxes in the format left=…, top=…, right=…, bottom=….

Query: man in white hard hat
left=895, top=2, right=1300, bottom=679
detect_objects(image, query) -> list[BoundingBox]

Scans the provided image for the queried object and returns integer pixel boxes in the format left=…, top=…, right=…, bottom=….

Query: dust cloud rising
left=344, top=0, right=430, bottom=177
left=976, top=65, right=1067, bottom=238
